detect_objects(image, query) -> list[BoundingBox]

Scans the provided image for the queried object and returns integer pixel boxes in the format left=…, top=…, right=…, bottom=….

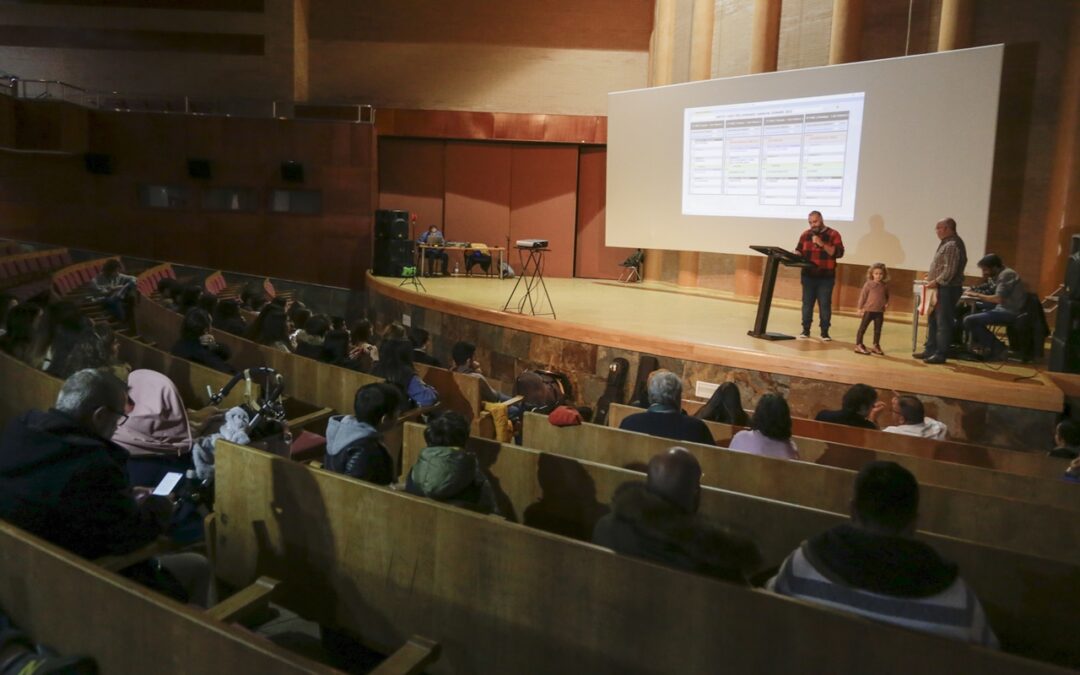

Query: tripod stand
left=502, top=247, right=555, bottom=318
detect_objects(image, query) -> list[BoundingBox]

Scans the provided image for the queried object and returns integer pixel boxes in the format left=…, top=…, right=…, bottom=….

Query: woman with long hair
left=729, top=393, right=800, bottom=460
left=372, top=338, right=438, bottom=408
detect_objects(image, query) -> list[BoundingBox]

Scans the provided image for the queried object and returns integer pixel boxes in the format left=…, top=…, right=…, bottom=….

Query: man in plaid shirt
left=795, top=210, right=845, bottom=340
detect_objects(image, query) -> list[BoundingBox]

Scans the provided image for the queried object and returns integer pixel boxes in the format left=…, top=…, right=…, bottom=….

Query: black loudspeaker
left=84, top=153, right=112, bottom=175
left=375, top=209, right=410, bottom=241
left=1049, top=298, right=1080, bottom=373
left=187, top=158, right=211, bottom=179
left=281, top=161, right=304, bottom=182
left=373, top=240, right=415, bottom=277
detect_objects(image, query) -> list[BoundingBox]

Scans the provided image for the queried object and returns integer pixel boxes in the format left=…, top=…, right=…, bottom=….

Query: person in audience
left=91, top=259, right=137, bottom=322
left=694, top=382, right=750, bottom=427
left=0, top=304, right=45, bottom=367
left=450, top=341, right=508, bottom=403
left=405, top=411, right=498, bottom=514
left=0, top=293, right=17, bottom=338
left=815, top=383, right=887, bottom=430
left=961, top=254, right=1027, bottom=360
left=55, top=323, right=130, bottom=381
left=768, top=461, right=998, bottom=647
left=1048, top=419, right=1080, bottom=459
left=324, top=382, right=402, bottom=485
left=330, top=316, right=347, bottom=332
left=373, top=339, right=438, bottom=408
left=729, top=394, right=800, bottom=460
left=156, top=278, right=179, bottom=310
left=197, top=292, right=217, bottom=319
left=270, top=295, right=290, bottom=311
left=418, top=225, right=449, bottom=276
left=380, top=321, right=407, bottom=345
left=882, top=395, right=948, bottom=440
left=40, top=301, right=87, bottom=373
left=593, top=447, right=761, bottom=584
left=0, top=369, right=213, bottom=606
left=171, top=308, right=236, bottom=374
left=618, top=370, right=714, bottom=445
left=287, top=303, right=310, bottom=340
left=409, top=327, right=442, bottom=367
left=294, top=313, right=330, bottom=360
left=348, top=318, right=379, bottom=369
left=319, top=329, right=361, bottom=369
left=212, top=298, right=247, bottom=336
left=176, top=285, right=205, bottom=316
left=253, top=306, right=294, bottom=353
left=240, top=285, right=267, bottom=312
left=111, top=369, right=196, bottom=487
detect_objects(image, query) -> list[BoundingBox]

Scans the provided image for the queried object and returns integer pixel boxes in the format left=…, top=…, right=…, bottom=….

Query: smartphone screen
left=152, top=471, right=184, bottom=497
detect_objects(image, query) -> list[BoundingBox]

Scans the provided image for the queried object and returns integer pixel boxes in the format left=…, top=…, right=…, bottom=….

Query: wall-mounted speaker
left=187, top=158, right=212, bottom=180
left=84, top=153, right=112, bottom=175
left=281, top=161, right=304, bottom=182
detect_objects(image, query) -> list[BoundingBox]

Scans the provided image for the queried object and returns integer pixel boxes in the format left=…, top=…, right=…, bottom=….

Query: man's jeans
left=801, top=274, right=835, bottom=334
left=925, top=285, right=962, bottom=358
left=964, top=307, right=1018, bottom=352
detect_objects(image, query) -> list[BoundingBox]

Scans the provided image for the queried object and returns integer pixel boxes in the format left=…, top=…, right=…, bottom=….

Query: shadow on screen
left=854, top=214, right=906, bottom=266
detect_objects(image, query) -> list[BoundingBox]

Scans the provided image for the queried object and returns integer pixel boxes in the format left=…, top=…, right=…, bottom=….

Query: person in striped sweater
left=767, top=461, right=998, bottom=648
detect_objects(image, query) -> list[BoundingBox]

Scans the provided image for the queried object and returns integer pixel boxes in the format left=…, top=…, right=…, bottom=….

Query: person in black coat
left=815, top=383, right=886, bottom=430
left=409, top=327, right=442, bottom=368
left=618, top=370, right=714, bottom=445
left=593, top=448, right=761, bottom=584
left=0, top=369, right=171, bottom=560
left=170, top=308, right=236, bottom=374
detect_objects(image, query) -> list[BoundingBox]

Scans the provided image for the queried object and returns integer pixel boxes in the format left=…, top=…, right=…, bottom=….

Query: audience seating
left=204, top=270, right=228, bottom=296
left=49, top=256, right=117, bottom=298
left=521, top=414, right=1080, bottom=566
left=135, top=262, right=176, bottom=297
left=606, top=404, right=1078, bottom=511
left=209, top=440, right=1075, bottom=674
left=399, top=423, right=1080, bottom=666
left=0, top=248, right=73, bottom=299
left=0, top=521, right=341, bottom=674
left=674, top=398, right=1067, bottom=479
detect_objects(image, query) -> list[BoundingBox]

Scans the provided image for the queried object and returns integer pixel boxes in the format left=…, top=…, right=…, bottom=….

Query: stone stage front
left=367, top=272, right=1065, bottom=452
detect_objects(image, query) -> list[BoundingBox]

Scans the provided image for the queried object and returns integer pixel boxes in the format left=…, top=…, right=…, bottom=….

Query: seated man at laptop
left=961, top=254, right=1026, bottom=360
left=418, top=225, right=449, bottom=276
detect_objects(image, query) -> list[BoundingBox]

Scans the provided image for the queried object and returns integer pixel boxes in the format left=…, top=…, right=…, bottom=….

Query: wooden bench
left=210, top=440, right=1074, bottom=674
left=415, top=363, right=483, bottom=424
left=675, top=397, right=1068, bottom=479
left=399, top=422, right=1080, bottom=667
left=606, top=404, right=1078, bottom=512
left=0, top=521, right=340, bottom=673
left=522, top=414, right=1080, bottom=566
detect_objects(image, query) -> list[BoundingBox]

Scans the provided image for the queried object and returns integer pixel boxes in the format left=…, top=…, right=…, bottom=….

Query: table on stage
left=417, top=244, right=507, bottom=278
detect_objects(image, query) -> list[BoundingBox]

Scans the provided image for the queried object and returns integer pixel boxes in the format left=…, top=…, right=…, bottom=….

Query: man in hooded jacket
left=324, top=383, right=401, bottom=486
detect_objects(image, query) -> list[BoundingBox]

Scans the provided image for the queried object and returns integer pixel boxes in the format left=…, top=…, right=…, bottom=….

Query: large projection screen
left=607, top=45, right=1003, bottom=274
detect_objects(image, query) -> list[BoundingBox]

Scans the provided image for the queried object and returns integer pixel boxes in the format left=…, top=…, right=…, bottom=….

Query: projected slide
left=682, top=92, right=865, bottom=220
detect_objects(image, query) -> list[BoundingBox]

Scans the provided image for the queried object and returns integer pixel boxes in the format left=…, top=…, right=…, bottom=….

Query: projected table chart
left=502, top=247, right=555, bottom=319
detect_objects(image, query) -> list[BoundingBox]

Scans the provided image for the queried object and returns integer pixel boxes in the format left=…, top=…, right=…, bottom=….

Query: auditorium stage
left=367, top=272, right=1064, bottom=417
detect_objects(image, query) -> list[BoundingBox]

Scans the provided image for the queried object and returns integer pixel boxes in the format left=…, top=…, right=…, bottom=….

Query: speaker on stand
left=373, top=209, right=413, bottom=277
left=1049, top=234, right=1080, bottom=374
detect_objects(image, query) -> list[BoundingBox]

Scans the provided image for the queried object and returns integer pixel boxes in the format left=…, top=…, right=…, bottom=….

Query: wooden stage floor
left=370, top=273, right=1064, bottom=413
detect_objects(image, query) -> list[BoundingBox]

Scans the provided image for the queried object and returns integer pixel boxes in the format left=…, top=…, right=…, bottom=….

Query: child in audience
left=324, top=382, right=401, bottom=485
left=729, top=394, right=800, bottom=460
left=695, top=382, right=750, bottom=427
left=854, top=262, right=890, bottom=355
left=404, top=411, right=498, bottom=515
left=1049, top=420, right=1080, bottom=459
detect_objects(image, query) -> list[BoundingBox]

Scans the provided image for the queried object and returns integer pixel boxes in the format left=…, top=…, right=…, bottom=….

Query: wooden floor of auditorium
left=370, top=273, right=1067, bottom=412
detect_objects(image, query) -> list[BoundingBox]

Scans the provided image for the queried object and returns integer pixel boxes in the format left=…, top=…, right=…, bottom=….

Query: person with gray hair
left=0, top=368, right=214, bottom=606
left=617, top=370, right=714, bottom=445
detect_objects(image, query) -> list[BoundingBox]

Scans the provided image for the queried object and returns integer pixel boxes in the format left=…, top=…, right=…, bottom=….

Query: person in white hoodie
left=323, top=382, right=402, bottom=485
left=882, top=395, right=948, bottom=440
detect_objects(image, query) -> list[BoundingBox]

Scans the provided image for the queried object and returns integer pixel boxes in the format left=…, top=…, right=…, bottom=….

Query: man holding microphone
left=795, top=210, right=845, bottom=341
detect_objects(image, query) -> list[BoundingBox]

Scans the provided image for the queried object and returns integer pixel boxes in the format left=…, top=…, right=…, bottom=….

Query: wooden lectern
left=747, top=245, right=816, bottom=341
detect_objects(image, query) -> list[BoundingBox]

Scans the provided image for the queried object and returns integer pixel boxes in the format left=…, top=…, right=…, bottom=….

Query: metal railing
left=4, top=75, right=373, bottom=123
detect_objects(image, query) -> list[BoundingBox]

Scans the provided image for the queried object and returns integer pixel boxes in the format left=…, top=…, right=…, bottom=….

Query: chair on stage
left=618, top=249, right=644, bottom=283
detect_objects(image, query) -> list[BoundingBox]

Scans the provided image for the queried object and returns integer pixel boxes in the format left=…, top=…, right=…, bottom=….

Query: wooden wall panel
left=377, top=138, right=445, bottom=233
left=574, top=147, right=633, bottom=280
left=443, top=142, right=512, bottom=249
left=508, top=145, right=579, bottom=279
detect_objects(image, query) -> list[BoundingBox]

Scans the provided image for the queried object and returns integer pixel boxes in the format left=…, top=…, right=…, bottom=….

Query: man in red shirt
left=795, top=211, right=845, bottom=340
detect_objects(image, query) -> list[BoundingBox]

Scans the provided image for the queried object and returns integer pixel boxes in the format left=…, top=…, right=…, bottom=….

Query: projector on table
left=515, top=239, right=549, bottom=249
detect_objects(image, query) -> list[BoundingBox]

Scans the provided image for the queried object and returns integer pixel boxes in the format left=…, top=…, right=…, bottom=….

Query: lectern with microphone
left=747, top=245, right=816, bottom=341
